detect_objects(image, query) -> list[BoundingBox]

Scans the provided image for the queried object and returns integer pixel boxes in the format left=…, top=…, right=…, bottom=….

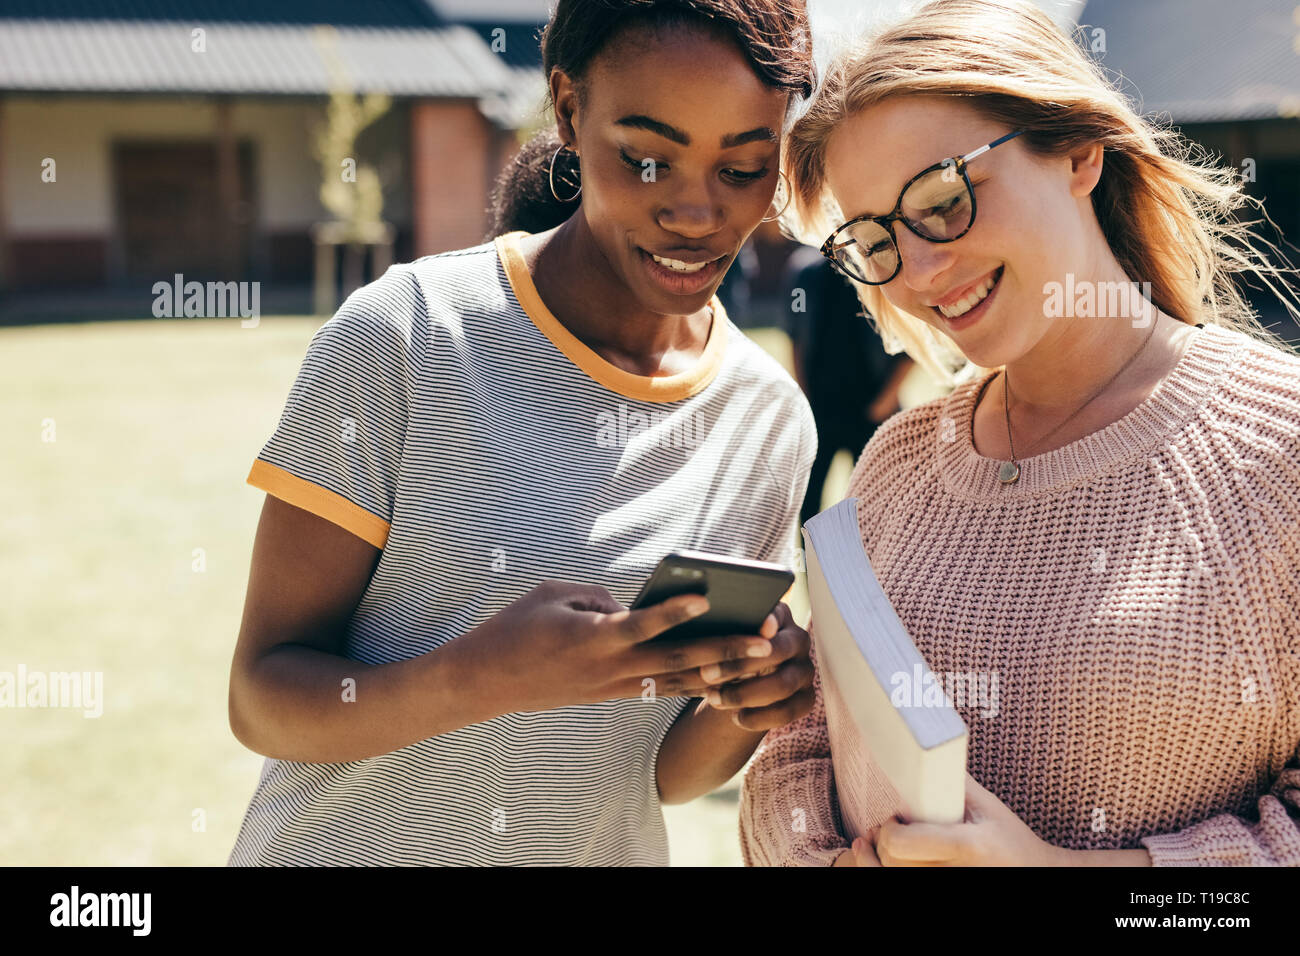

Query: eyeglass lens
left=834, top=165, right=975, bottom=283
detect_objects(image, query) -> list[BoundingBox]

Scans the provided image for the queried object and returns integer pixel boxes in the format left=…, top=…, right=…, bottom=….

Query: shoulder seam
left=385, top=263, right=435, bottom=402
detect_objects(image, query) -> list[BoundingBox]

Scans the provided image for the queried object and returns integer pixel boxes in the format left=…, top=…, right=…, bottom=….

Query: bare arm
left=228, top=495, right=773, bottom=764
left=657, top=700, right=766, bottom=805
left=227, top=495, right=496, bottom=763
left=657, top=604, right=814, bottom=805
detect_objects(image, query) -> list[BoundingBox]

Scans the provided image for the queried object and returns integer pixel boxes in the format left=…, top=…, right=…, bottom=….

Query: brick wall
left=410, top=98, right=505, bottom=255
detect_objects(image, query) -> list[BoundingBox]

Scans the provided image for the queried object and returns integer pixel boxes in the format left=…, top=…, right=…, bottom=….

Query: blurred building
left=1080, top=0, right=1300, bottom=342
left=0, top=0, right=550, bottom=297
left=436, top=0, right=551, bottom=125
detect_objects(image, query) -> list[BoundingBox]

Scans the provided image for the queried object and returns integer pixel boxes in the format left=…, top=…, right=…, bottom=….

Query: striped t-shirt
left=228, top=230, right=816, bottom=866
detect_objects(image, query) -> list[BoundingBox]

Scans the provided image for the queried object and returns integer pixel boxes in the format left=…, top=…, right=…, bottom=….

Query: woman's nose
left=895, top=226, right=956, bottom=294
left=658, top=181, right=723, bottom=237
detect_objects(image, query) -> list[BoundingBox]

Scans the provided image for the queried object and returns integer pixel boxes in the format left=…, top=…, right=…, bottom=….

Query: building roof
left=1080, top=0, right=1300, bottom=122
left=461, top=21, right=547, bottom=68
left=480, top=64, right=549, bottom=131
left=428, top=0, right=552, bottom=20
left=0, top=0, right=446, bottom=27
left=0, top=1, right=516, bottom=99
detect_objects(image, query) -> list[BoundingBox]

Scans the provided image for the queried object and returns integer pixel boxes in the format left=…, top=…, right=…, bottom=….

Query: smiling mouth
left=643, top=250, right=727, bottom=273
left=649, top=252, right=718, bottom=273
left=933, top=266, right=1004, bottom=321
left=637, top=246, right=728, bottom=295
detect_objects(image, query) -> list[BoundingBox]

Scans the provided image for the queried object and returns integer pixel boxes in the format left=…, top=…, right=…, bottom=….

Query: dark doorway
left=113, top=141, right=256, bottom=283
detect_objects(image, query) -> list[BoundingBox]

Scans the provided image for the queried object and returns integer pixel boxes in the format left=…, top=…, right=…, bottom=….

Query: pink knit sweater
left=740, top=323, right=1300, bottom=866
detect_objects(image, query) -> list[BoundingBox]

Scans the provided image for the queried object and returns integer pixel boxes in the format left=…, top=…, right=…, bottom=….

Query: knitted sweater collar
left=937, top=323, right=1244, bottom=499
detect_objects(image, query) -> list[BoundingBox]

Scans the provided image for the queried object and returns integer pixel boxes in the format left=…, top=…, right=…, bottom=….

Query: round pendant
left=998, top=460, right=1020, bottom=484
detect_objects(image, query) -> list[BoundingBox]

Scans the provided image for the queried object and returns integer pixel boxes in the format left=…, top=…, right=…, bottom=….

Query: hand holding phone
left=628, top=553, right=816, bottom=728
left=629, top=551, right=794, bottom=640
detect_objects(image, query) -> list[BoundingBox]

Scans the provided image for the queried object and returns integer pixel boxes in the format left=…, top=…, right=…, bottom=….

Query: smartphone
left=629, top=550, right=795, bottom=640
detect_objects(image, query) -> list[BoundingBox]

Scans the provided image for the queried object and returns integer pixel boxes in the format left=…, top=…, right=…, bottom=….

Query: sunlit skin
left=824, top=95, right=1198, bottom=466
left=513, top=23, right=816, bottom=805
left=517, top=23, right=788, bottom=377
left=825, top=95, right=1171, bottom=865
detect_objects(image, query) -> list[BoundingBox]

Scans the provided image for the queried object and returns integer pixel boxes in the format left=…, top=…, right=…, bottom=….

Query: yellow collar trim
left=494, top=230, right=729, bottom=403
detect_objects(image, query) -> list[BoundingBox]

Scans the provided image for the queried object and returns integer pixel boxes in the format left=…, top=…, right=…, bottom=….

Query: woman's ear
left=1067, top=142, right=1104, bottom=197
left=549, top=68, right=581, bottom=152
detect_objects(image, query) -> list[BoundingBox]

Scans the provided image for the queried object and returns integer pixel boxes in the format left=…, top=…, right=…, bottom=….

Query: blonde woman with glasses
left=740, top=0, right=1300, bottom=866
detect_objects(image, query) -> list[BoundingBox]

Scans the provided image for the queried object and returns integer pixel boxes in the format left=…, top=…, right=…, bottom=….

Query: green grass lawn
left=0, top=316, right=853, bottom=867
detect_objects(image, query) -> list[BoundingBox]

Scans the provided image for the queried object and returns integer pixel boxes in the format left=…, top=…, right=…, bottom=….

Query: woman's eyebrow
left=723, top=126, right=779, bottom=148
left=844, top=153, right=959, bottom=220
left=615, top=114, right=777, bottom=148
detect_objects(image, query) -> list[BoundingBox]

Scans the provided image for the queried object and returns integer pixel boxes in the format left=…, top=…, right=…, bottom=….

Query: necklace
left=997, top=318, right=1160, bottom=485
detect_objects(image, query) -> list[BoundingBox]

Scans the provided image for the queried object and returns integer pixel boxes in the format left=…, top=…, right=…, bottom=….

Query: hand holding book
left=833, top=775, right=1053, bottom=866
left=834, top=773, right=1150, bottom=865
left=804, top=500, right=1152, bottom=867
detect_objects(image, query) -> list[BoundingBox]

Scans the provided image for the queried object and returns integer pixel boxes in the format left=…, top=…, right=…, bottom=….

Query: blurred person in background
left=714, top=239, right=759, bottom=322
left=781, top=244, right=914, bottom=525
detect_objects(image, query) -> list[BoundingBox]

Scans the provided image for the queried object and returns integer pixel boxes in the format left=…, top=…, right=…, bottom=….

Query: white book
left=801, top=497, right=968, bottom=836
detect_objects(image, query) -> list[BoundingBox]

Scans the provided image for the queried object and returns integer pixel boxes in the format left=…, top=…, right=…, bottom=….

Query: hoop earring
left=549, top=144, right=582, bottom=203
left=761, top=170, right=791, bottom=223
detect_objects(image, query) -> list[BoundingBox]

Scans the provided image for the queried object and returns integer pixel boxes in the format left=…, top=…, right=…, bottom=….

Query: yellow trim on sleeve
left=247, top=459, right=389, bottom=549
left=494, top=231, right=728, bottom=403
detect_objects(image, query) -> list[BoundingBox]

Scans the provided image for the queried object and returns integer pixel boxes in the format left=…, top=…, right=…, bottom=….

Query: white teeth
left=938, top=270, right=999, bottom=319
left=651, top=253, right=711, bottom=273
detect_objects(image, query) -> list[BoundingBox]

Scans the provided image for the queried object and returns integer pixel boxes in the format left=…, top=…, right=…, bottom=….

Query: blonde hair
left=781, top=0, right=1300, bottom=386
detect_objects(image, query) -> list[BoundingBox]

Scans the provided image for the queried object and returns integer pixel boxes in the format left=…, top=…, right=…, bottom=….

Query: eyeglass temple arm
left=959, top=129, right=1025, bottom=164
